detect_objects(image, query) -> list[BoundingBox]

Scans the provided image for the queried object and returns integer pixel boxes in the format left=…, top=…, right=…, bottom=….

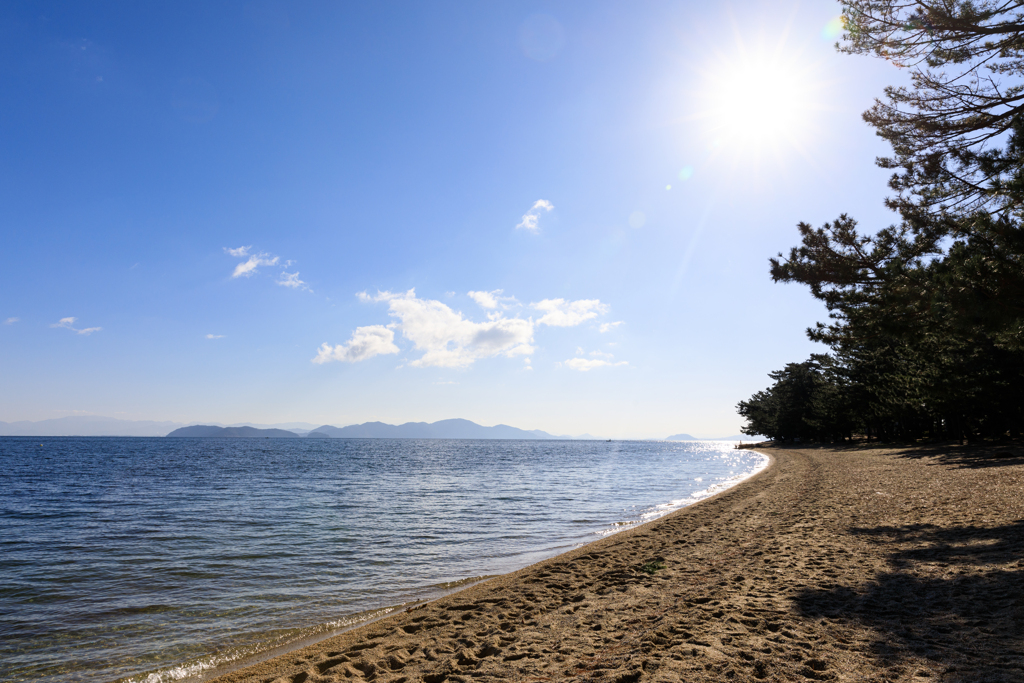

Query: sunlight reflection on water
left=0, top=438, right=765, bottom=683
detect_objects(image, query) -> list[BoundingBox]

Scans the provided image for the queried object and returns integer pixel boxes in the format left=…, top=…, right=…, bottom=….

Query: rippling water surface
left=0, top=438, right=765, bottom=683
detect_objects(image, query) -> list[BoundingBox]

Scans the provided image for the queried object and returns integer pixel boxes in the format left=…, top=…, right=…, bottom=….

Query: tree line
left=739, top=1, right=1024, bottom=443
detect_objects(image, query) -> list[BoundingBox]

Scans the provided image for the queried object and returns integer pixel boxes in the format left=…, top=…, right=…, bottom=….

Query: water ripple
left=0, top=437, right=764, bottom=683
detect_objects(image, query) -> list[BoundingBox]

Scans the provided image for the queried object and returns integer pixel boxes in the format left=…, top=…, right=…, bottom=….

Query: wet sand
left=209, top=444, right=1024, bottom=683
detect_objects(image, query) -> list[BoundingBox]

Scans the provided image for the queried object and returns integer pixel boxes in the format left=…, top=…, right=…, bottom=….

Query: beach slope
left=211, top=444, right=1023, bottom=683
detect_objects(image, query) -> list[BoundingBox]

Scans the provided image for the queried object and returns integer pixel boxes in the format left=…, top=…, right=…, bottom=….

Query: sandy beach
left=209, top=444, right=1024, bottom=683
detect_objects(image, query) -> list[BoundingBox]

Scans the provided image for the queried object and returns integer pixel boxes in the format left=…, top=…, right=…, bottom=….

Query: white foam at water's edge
left=593, top=450, right=769, bottom=537
left=124, top=575, right=498, bottom=683
left=126, top=607, right=401, bottom=683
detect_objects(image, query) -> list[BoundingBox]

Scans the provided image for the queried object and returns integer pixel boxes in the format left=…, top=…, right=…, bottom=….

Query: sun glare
left=699, top=56, right=814, bottom=155
left=684, top=40, right=823, bottom=171
left=708, top=61, right=808, bottom=141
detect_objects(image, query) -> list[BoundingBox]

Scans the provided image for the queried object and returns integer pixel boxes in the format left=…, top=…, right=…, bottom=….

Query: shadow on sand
left=890, top=442, right=1024, bottom=470
left=794, top=520, right=1024, bottom=681
left=754, top=440, right=1024, bottom=470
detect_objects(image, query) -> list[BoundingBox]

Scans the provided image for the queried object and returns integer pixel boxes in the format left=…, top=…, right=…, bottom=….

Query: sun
left=705, top=59, right=810, bottom=145
left=686, top=44, right=823, bottom=166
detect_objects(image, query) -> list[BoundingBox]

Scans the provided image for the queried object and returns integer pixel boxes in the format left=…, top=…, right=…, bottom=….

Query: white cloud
left=313, top=325, right=399, bottom=364
left=590, top=350, right=614, bottom=359
left=385, top=290, right=534, bottom=368
left=599, top=321, right=624, bottom=333
left=468, top=290, right=499, bottom=309
left=516, top=199, right=553, bottom=232
left=224, top=246, right=251, bottom=258
left=564, top=356, right=628, bottom=371
left=332, top=288, right=616, bottom=370
left=226, top=246, right=300, bottom=281
left=232, top=253, right=279, bottom=278
left=51, top=317, right=101, bottom=335
left=340, top=289, right=535, bottom=368
left=533, top=298, right=608, bottom=327
left=277, top=271, right=311, bottom=291
left=4, top=317, right=18, bottom=324
left=356, top=290, right=394, bottom=303
left=468, top=289, right=518, bottom=310
left=206, top=334, right=224, bottom=339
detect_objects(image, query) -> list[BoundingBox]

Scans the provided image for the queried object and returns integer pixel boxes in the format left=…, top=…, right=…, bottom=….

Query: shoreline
left=207, top=443, right=1024, bottom=683
left=148, top=449, right=770, bottom=683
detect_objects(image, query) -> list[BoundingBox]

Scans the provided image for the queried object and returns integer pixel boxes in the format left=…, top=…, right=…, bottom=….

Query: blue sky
left=1, top=1, right=902, bottom=437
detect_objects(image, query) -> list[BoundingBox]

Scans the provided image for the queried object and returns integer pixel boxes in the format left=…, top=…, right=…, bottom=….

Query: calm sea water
left=0, top=438, right=766, bottom=683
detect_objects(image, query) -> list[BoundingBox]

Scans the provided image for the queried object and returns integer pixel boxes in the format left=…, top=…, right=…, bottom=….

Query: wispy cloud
left=51, top=317, right=101, bottom=335
left=206, top=334, right=224, bottom=339
left=4, top=317, right=18, bottom=325
left=599, top=321, right=624, bottom=333
left=225, top=245, right=314, bottom=290
left=468, top=289, right=518, bottom=310
left=564, top=356, right=628, bottom=371
left=277, top=271, right=311, bottom=291
left=562, top=347, right=627, bottom=371
left=313, top=325, right=399, bottom=364
left=357, top=290, right=390, bottom=303
left=532, top=298, right=608, bottom=327
left=231, top=252, right=279, bottom=278
left=516, top=199, right=553, bottom=232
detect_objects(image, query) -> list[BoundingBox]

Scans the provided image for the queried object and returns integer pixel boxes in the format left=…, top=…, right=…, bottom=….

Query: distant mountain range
left=665, top=433, right=752, bottom=441
left=0, top=415, right=753, bottom=441
left=166, top=425, right=302, bottom=438
left=0, top=416, right=589, bottom=439
left=0, top=416, right=321, bottom=437
left=305, top=419, right=568, bottom=439
left=0, top=416, right=189, bottom=437
left=169, top=419, right=579, bottom=439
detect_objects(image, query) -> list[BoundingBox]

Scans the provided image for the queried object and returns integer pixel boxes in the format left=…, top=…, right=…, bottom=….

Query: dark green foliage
left=747, top=209, right=1024, bottom=441
left=738, top=359, right=857, bottom=443
left=839, top=1, right=1024, bottom=221
left=738, top=2, right=1024, bottom=443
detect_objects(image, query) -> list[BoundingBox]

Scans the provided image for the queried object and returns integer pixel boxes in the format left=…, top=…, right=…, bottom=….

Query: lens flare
left=822, top=16, right=844, bottom=41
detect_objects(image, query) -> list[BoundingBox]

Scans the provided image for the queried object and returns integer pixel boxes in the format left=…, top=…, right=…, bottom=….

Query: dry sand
left=210, top=444, right=1024, bottom=683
